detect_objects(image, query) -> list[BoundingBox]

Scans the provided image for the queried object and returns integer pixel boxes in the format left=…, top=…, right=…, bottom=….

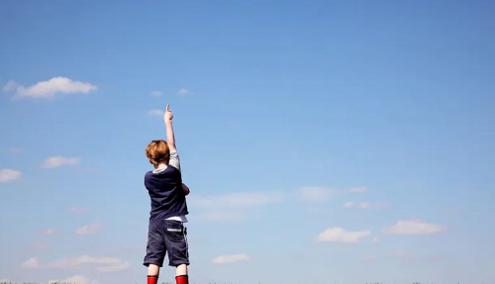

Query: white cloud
left=0, top=168, right=22, bottom=183
left=190, top=191, right=283, bottom=223
left=348, top=186, right=368, bottom=193
left=296, top=186, right=332, bottom=203
left=316, top=227, right=371, bottom=243
left=49, top=275, right=98, bottom=284
left=212, top=254, right=250, bottom=264
left=147, top=109, right=164, bottom=117
left=75, top=223, right=102, bottom=235
left=198, top=211, right=245, bottom=222
left=177, top=88, right=190, bottom=96
left=24, top=255, right=129, bottom=273
left=343, top=201, right=354, bottom=208
left=41, top=228, right=56, bottom=236
left=385, top=219, right=444, bottom=235
left=42, top=156, right=80, bottom=169
left=47, top=255, right=129, bottom=272
left=343, top=201, right=386, bottom=209
left=191, top=191, right=283, bottom=209
left=68, top=207, right=89, bottom=214
left=21, top=257, right=41, bottom=268
left=150, top=90, right=163, bottom=97
left=4, top=77, right=97, bottom=99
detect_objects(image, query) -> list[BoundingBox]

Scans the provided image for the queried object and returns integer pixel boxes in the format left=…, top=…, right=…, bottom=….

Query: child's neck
left=155, top=163, right=168, bottom=171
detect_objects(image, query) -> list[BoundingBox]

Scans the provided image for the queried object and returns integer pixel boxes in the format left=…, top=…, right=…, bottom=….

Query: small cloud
left=48, top=255, right=129, bottom=272
left=348, top=186, right=368, bottom=193
left=21, top=257, right=41, bottom=268
left=343, top=201, right=386, bottom=209
left=190, top=191, right=283, bottom=223
left=0, top=168, right=22, bottom=183
left=147, top=109, right=164, bottom=117
left=41, top=228, right=56, bottom=236
left=177, top=88, right=190, bottom=96
left=316, top=227, right=371, bottom=243
left=75, top=223, right=102, bottom=235
left=385, top=219, right=444, bottom=235
left=150, top=90, right=163, bottom=97
left=197, top=211, right=244, bottom=223
left=296, top=186, right=332, bottom=203
left=4, top=77, right=97, bottom=99
left=191, top=191, right=283, bottom=209
left=212, top=254, right=250, bottom=264
left=343, top=201, right=354, bottom=208
left=42, top=156, right=80, bottom=169
left=68, top=207, right=89, bottom=214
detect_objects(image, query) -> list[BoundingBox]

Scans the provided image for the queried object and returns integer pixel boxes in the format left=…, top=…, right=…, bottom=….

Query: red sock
left=176, top=274, right=189, bottom=284
left=147, top=275, right=158, bottom=284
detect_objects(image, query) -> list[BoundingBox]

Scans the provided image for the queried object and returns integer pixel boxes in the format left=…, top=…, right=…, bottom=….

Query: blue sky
left=1, top=1, right=494, bottom=283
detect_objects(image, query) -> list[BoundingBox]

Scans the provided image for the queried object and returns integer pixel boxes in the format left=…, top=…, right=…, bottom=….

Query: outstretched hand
left=164, top=104, right=173, bottom=123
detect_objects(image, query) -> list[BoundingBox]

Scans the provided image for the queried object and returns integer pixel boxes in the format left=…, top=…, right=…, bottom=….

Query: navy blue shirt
left=144, top=165, right=188, bottom=221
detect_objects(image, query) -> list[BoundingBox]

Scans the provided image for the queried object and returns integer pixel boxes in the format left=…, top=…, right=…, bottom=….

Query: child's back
left=144, top=161, right=188, bottom=220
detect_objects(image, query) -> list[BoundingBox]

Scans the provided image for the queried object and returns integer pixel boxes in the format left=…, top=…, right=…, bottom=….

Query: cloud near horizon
left=49, top=275, right=98, bottom=284
left=212, top=254, right=251, bottom=264
left=4, top=77, right=97, bottom=99
left=22, top=255, right=129, bottom=272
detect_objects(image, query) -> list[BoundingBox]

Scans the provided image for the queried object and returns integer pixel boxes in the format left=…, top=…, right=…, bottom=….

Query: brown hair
left=145, top=140, right=170, bottom=168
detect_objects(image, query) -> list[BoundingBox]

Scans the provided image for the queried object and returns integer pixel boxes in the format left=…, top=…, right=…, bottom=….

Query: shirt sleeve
left=169, top=151, right=181, bottom=171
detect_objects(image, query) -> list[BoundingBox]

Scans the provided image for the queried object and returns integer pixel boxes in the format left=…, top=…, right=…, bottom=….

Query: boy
left=143, top=104, right=190, bottom=284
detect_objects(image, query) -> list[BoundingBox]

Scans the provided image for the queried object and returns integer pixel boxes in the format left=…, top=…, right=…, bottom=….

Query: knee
left=176, top=263, right=188, bottom=275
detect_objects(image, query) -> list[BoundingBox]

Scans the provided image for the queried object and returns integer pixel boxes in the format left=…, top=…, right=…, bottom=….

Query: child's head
left=145, top=140, right=169, bottom=168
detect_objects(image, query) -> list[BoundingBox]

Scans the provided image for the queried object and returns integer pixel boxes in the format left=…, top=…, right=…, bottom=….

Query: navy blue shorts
left=143, top=219, right=189, bottom=267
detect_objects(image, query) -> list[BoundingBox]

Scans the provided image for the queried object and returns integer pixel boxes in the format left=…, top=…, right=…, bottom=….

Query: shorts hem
left=143, top=260, right=164, bottom=267
left=169, top=261, right=190, bottom=267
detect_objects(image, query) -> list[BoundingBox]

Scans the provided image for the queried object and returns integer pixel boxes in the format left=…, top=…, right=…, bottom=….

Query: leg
left=148, top=263, right=160, bottom=276
left=143, top=220, right=166, bottom=284
left=163, top=220, right=190, bottom=284
left=175, top=264, right=189, bottom=284
left=176, top=263, right=188, bottom=276
left=147, top=264, right=160, bottom=284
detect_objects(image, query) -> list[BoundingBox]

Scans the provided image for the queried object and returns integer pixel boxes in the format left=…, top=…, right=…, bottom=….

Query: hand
left=164, top=104, right=173, bottom=122
left=182, top=183, right=190, bottom=196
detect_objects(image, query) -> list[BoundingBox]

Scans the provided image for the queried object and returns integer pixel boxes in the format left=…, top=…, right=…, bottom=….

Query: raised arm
left=163, top=104, right=177, bottom=152
left=163, top=104, right=181, bottom=171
